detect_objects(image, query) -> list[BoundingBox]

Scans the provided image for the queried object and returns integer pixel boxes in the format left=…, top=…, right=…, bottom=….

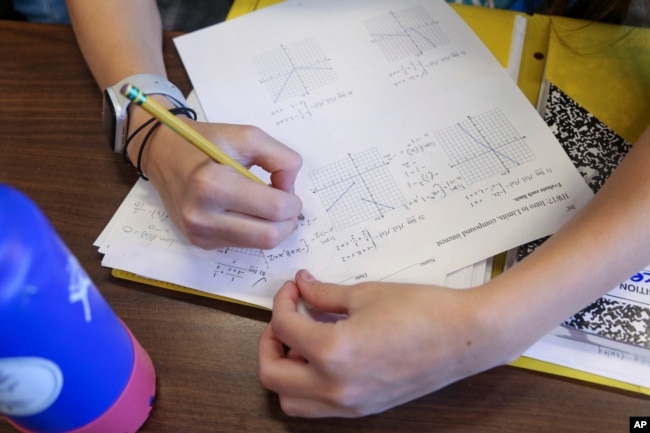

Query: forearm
left=66, top=0, right=175, bottom=165
left=66, top=0, right=165, bottom=89
left=486, top=126, right=650, bottom=359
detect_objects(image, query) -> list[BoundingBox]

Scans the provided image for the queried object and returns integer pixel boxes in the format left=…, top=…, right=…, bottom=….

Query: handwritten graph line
left=360, top=197, right=396, bottom=210
left=254, top=38, right=338, bottom=103
left=457, top=123, right=522, bottom=168
left=350, top=152, right=391, bottom=218
left=436, top=108, right=535, bottom=184
left=369, top=17, right=438, bottom=50
left=365, top=6, right=450, bottom=62
left=272, top=66, right=335, bottom=103
left=310, top=148, right=405, bottom=230
left=326, top=182, right=356, bottom=212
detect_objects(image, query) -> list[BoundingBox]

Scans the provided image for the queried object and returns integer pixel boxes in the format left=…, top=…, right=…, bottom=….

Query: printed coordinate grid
left=365, top=6, right=450, bottom=62
left=310, top=148, right=405, bottom=231
left=435, top=108, right=535, bottom=184
left=254, top=38, right=338, bottom=103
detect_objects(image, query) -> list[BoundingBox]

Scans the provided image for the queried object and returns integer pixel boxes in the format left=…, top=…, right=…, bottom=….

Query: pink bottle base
left=8, top=328, right=156, bottom=433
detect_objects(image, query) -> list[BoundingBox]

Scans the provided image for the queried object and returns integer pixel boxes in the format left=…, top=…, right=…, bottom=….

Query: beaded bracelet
left=123, top=106, right=197, bottom=180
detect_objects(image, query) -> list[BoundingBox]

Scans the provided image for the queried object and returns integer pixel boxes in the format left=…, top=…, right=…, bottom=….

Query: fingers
left=175, top=121, right=304, bottom=222
left=294, top=270, right=352, bottom=315
left=179, top=208, right=297, bottom=250
left=258, top=288, right=354, bottom=419
left=258, top=323, right=318, bottom=396
left=266, top=279, right=334, bottom=356
left=177, top=170, right=301, bottom=249
left=205, top=167, right=302, bottom=222
left=206, top=122, right=303, bottom=193
left=262, top=275, right=354, bottom=376
left=146, top=122, right=304, bottom=249
left=258, top=323, right=348, bottom=417
left=258, top=276, right=389, bottom=418
left=258, top=283, right=329, bottom=402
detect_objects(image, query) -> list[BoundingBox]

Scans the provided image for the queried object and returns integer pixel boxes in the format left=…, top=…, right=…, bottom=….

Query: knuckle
left=265, top=195, right=292, bottom=220
left=177, top=205, right=207, bottom=237
left=257, top=364, right=273, bottom=389
left=322, top=384, right=368, bottom=416
left=255, top=225, right=285, bottom=250
left=287, top=150, right=303, bottom=171
left=312, top=332, right=350, bottom=374
left=278, top=398, right=306, bottom=418
left=310, top=336, right=374, bottom=415
left=240, top=124, right=267, bottom=142
left=178, top=213, right=204, bottom=241
left=176, top=175, right=226, bottom=243
left=188, top=171, right=228, bottom=201
left=184, top=232, right=215, bottom=250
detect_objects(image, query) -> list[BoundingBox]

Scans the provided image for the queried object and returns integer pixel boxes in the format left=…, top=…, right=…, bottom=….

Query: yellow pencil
left=121, top=83, right=303, bottom=219
left=122, top=83, right=265, bottom=184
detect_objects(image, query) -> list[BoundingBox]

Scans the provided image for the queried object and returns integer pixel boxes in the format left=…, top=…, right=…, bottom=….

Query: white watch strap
left=113, top=73, right=188, bottom=109
left=108, top=73, right=188, bottom=153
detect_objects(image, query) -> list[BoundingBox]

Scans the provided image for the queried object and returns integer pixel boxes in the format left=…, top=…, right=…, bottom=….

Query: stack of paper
left=95, top=0, right=650, bottom=394
left=95, top=0, right=593, bottom=309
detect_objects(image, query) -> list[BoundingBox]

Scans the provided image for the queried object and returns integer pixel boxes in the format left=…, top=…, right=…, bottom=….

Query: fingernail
left=298, top=269, right=315, bottom=281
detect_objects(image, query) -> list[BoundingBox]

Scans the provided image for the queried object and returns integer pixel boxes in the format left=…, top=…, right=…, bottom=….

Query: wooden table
left=0, top=20, right=647, bottom=433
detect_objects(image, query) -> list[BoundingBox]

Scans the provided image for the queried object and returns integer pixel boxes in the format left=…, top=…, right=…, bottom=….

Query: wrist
left=455, top=285, right=521, bottom=373
left=124, top=95, right=174, bottom=164
left=102, top=73, right=188, bottom=154
left=477, top=274, right=554, bottom=365
left=123, top=97, right=197, bottom=180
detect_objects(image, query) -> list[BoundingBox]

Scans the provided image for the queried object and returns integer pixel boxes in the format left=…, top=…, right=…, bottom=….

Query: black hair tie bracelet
left=123, top=106, right=197, bottom=180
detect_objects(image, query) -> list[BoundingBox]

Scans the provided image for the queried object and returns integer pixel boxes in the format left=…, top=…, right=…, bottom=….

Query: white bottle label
left=0, top=357, right=63, bottom=416
left=67, top=256, right=93, bottom=323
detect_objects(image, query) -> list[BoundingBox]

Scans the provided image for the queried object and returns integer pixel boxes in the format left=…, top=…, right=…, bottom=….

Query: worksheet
left=97, top=0, right=593, bottom=308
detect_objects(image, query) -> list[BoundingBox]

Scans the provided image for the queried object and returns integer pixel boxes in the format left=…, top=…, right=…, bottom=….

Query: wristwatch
left=102, top=73, right=188, bottom=153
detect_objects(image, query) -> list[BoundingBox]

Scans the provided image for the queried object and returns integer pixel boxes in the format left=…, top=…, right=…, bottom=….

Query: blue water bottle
left=0, top=185, right=156, bottom=433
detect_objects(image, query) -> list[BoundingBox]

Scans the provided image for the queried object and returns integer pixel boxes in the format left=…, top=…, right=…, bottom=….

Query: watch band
left=104, top=73, right=189, bottom=153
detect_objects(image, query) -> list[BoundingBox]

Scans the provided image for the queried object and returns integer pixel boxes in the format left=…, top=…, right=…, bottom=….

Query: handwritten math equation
left=383, top=129, right=560, bottom=209
left=270, top=89, right=354, bottom=126
left=387, top=50, right=467, bottom=87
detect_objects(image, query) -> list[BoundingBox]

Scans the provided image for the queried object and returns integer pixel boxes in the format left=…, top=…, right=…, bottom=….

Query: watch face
left=103, top=88, right=127, bottom=153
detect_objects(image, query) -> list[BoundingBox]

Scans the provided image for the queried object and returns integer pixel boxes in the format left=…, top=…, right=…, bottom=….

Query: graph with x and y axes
left=254, top=38, right=338, bottom=103
left=435, top=108, right=535, bottom=184
left=365, top=6, right=450, bottom=62
left=309, top=148, right=405, bottom=231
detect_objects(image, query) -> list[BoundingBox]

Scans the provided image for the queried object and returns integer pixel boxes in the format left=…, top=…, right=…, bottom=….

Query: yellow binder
left=115, top=0, right=650, bottom=395
left=227, top=0, right=650, bottom=396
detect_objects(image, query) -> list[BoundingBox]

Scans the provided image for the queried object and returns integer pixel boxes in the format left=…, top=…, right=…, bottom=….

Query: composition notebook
left=513, top=82, right=650, bottom=395
left=96, top=1, right=650, bottom=394
left=478, top=7, right=650, bottom=394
